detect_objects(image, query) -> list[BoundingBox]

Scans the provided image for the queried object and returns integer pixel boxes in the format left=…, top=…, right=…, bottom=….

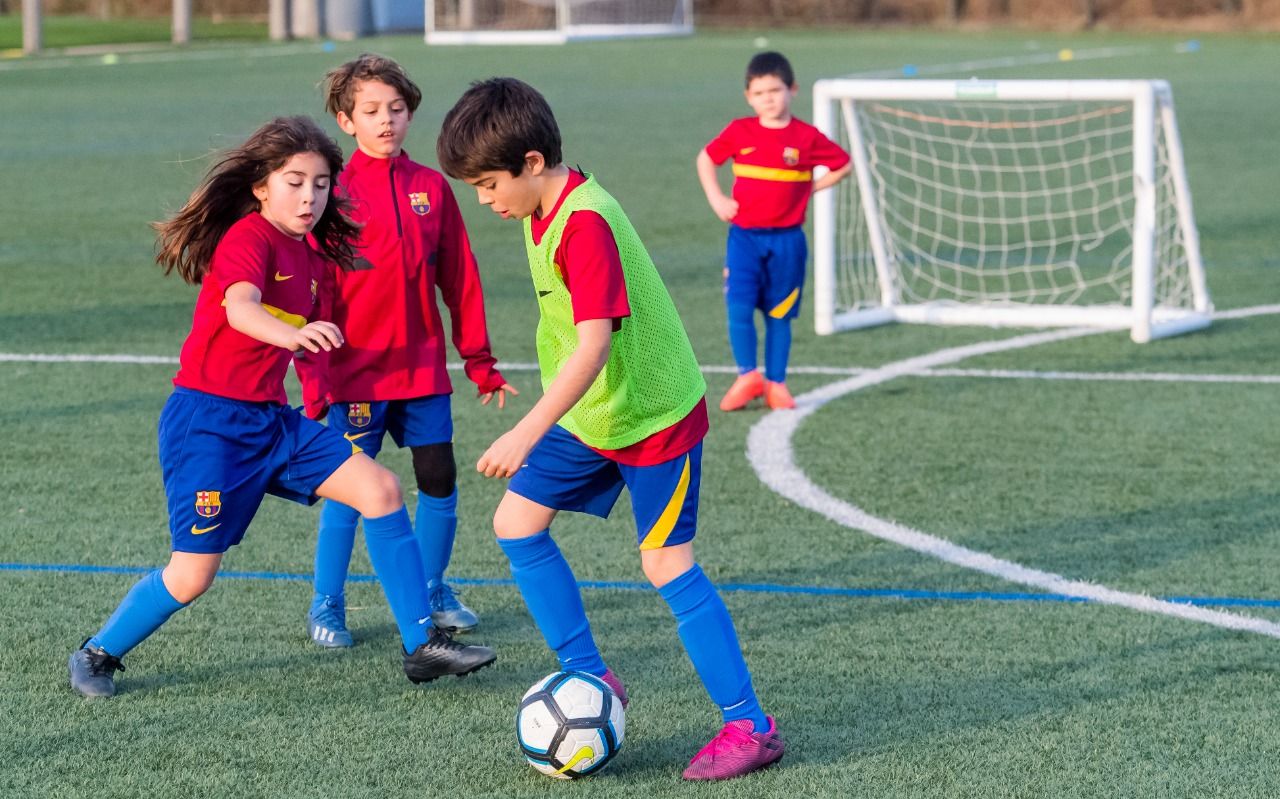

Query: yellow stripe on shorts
left=639, top=455, right=692, bottom=551
left=768, top=288, right=800, bottom=319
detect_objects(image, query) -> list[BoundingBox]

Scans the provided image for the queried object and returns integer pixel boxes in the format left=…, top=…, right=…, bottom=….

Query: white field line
left=8, top=353, right=1280, bottom=387
left=746, top=324, right=1280, bottom=639
left=842, top=43, right=1171, bottom=79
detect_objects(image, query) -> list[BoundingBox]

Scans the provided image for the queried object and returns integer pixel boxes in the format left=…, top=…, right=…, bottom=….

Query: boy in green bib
left=437, top=78, right=784, bottom=781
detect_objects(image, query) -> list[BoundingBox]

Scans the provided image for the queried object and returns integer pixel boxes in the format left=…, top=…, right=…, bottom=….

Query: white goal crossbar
left=812, top=79, right=1211, bottom=343
left=425, top=0, right=693, bottom=45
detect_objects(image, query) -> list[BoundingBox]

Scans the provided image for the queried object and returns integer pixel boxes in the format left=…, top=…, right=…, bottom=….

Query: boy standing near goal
left=437, top=77, right=785, bottom=781
left=697, top=51, right=851, bottom=411
left=300, top=54, right=516, bottom=648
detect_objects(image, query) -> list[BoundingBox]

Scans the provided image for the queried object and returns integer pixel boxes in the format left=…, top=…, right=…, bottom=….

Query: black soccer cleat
left=402, top=625, right=496, bottom=684
left=68, top=640, right=125, bottom=698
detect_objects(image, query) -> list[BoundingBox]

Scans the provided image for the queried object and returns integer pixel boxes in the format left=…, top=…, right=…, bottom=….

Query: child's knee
left=364, top=467, right=404, bottom=517
left=162, top=566, right=215, bottom=603
left=640, top=545, right=696, bottom=588
left=411, top=443, right=457, bottom=498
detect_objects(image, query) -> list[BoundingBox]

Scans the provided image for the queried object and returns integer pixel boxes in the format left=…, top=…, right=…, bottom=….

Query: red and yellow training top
left=704, top=116, right=850, bottom=229
left=304, top=149, right=505, bottom=410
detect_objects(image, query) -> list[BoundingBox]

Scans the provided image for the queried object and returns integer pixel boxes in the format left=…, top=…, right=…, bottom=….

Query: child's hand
left=477, top=425, right=537, bottom=479
left=480, top=383, right=520, bottom=409
left=710, top=195, right=739, bottom=223
left=292, top=321, right=344, bottom=354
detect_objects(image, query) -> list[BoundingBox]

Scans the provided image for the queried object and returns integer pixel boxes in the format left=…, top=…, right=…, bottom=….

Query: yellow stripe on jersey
left=262, top=303, right=307, bottom=329
left=639, top=455, right=692, bottom=551
left=731, top=163, right=813, bottom=183
left=768, top=288, right=801, bottom=319
left=220, top=299, right=308, bottom=329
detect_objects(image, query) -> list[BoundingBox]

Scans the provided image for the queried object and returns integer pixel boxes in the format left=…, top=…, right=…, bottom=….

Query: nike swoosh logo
left=557, top=746, right=596, bottom=774
left=190, top=522, right=222, bottom=535
left=274, top=272, right=294, bottom=282
left=739, top=146, right=756, bottom=155
left=344, top=431, right=373, bottom=442
left=537, top=290, right=553, bottom=297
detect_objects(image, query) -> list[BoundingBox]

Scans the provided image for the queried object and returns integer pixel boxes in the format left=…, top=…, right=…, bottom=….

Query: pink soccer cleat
left=600, top=667, right=629, bottom=709
left=682, top=716, right=785, bottom=780
left=719, top=370, right=764, bottom=411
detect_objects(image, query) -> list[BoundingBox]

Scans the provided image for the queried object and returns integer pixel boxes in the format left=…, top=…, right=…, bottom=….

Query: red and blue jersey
left=530, top=169, right=708, bottom=466
left=704, top=116, right=850, bottom=229
left=173, top=212, right=330, bottom=404
left=307, top=149, right=505, bottom=408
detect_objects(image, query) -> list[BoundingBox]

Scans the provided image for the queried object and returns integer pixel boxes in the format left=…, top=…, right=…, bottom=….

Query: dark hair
left=322, top=52, right=422, bottom=117
left=153, top=116, right=358, bottom=284
left=746, top=51, right=795, bottom=88
left=436, top=77, right=561, bottom=180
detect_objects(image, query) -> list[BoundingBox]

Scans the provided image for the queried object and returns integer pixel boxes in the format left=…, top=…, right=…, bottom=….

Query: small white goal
left=812, top=79, right=1211, bottom=343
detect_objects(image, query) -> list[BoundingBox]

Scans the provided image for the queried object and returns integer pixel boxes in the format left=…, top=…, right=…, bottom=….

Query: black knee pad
left=411, top=443, right=456, bottom=497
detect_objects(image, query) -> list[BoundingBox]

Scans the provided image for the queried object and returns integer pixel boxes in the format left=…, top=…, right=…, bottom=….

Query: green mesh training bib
left=524, top=173, right=706, bottom=450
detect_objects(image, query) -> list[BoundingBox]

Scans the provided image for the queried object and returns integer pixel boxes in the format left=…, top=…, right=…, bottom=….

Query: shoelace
left=314, top=596, right=347, bottom=626
left=691, top=721, right=754, bottom=762
left=425, top=626, right=468, bottom=651
left=86, top=650, right=125, bottom=677
left=430, top=583, right=463, bottom=611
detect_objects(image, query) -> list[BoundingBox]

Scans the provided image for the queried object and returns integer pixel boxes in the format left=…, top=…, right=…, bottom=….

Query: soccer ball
left=516, top=671, right=625, bottom=779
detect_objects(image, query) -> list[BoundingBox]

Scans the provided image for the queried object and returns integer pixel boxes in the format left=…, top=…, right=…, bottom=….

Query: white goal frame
left=425, top=0, right=694, bottom=45
left=812, top=79, right=1211, bottom=343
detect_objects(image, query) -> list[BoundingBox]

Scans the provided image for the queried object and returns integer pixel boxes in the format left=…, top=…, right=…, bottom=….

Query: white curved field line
left=747, top=319, right=1280, bottom=639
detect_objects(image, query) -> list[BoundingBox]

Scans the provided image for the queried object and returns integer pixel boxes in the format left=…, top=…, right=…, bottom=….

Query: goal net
left=426, top=0, right=693, bottom=44
left=812, top=80, right=1211, bottom=343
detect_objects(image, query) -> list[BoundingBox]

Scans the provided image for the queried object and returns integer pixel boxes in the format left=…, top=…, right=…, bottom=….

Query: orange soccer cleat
left=719, top=370, right=765, bottom=411
left=764, top=381, right=795, bottom=410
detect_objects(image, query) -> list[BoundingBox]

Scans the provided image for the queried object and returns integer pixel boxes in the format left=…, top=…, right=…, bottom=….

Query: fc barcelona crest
left=408, top=192, right=431, bottom=216
left=195, top=490, right=222, bottom=518
left=783, top=147, right=800, bottom=166
left=347, top=402, right=372, bottom=427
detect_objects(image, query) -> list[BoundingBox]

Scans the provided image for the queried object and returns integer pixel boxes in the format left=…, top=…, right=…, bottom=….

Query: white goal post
left=425, top=0, right=693, bottom=45
left=812, top=79, right=1211, bottom=343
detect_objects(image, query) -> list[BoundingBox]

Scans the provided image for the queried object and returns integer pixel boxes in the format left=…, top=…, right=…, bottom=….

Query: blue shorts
left=508, top=425, right=702, bottom=550
left=326, top=395, right=454, bottom=459
left=159, top=388, right=354, bottom=554
left=725, top=224, right=808, bottom=319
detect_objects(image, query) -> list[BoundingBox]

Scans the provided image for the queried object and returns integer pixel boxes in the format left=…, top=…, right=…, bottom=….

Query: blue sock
left=497, top=530, right=605, bottom=676
left=363, top=507, right=430, bottom=652
left=726, top=301, right=758, bottom=374
left=415, top=488, right=458, bottom=586
left=314, top=499, right=361, bottom=597
left=763, top=315, right=792, bottom=384
left=659, top=564, right=768, bottom=732
left=89, top=569, right=188, bottom=658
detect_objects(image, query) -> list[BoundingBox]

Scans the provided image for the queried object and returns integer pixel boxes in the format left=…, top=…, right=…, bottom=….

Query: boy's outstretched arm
left=476, top=317, right=613, bottom=478
left=812, top=162, right=853, bottom=194
left=696, top=148, right=739, bottom=223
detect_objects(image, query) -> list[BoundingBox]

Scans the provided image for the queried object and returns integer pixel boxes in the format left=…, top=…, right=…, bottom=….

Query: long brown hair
left=154, top=116, right=358, bottom=284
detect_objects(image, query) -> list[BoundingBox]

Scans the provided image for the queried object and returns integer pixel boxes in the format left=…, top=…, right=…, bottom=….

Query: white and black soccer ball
left=516, top=671, right=625, bottom=779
